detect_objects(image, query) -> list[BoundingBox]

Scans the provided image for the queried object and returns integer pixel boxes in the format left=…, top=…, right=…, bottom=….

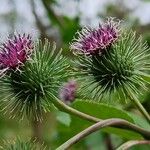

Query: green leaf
left=85, top=131, right=106, bottom=150
left=129, top=113, right=150, bottom=130
left=70, top=100, right=142, bottom=140
left=56, top=111, right=71, bottom=127
left=72, top=100, right=134, bottom=122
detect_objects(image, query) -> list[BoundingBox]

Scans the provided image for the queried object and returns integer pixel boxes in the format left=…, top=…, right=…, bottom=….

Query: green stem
left=56, top=119, right=150, bottom=150
left=50, top=94, right=101, bottom=123
left=49, top=94, right=150, bottom=139
left=128, top=93, right=150, bottom=124
left=117, top=140, right=150, bottom=150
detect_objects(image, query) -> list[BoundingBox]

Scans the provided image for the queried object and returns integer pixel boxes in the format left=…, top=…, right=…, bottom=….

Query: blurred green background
left=0, top=0, right=150, bottom=149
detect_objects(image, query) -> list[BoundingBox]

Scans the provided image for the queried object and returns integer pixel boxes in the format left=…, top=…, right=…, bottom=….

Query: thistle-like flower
left=0, top=39, right=69, bottom=121
left=71, top=18, right=150, bottom=101
left=59, top=80, right=77, bottom=104
left=0, top=34, right=33, bottom=74
left=71, top=18, right=121, bottom=55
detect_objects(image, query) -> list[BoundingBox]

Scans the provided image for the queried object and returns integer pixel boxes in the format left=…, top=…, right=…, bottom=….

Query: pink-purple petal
left=0, top=34, right=33, bottom=72
left=59, top=80, right=77, bottom=104
left=71, top=18, right=121, bottom=55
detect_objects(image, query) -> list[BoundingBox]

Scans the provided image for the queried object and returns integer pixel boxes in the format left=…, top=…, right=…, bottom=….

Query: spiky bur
left=0, top=33, right=33, bottom=75
left=0, top=39, right=70, bottom=121
left=59, top=79, right=77, bottom=104
left=1, top=139, right=46, bottom=150
left=71, top=18, right=121, bottom=55
left=71, top=29, right=150, bottom=101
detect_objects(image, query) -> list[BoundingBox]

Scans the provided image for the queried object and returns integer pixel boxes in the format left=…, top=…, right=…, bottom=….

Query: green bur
left=75, top=30, right=150, bottom=101
left=0, top=40, right=70, bottom=121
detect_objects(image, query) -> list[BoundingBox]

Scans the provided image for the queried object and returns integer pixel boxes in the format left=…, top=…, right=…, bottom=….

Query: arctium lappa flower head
left=0, top=33, right=33, bottom=74
left=59, top=80, right=77, bottom=105
left=0, top=38, right=70, bottom=121
left=71, top=18, right=150, bottom=101
left=71, top=18, right=121, bottom=55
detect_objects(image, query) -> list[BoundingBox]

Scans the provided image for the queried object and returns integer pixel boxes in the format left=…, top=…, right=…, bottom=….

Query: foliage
left=0, top=0, right=150, bottom=148
left=70, top=100, right=142, bottom=139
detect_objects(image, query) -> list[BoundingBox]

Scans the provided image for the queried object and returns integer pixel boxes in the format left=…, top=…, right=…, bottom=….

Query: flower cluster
left=0, top=33, right=33, bottom=74
left=71, top=18, right=121, bottom=55
left=59, top=80, right=77, bottom=104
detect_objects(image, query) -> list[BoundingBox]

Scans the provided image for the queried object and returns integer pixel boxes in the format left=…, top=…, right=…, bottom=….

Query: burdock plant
left=0, top=33, right=99, bottom=123
left=71, top=18, right=150, bottom=123
left=0, top=34, right=69, bottom=121
left=0, top=18, right=150, bottom=150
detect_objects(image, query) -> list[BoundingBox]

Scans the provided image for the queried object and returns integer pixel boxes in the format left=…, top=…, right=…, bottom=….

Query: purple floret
left=59, top=80, right=77, bottom=104
left=0, top=33, right=33, bottom=73
left=71, top=18, right=121, bottom=55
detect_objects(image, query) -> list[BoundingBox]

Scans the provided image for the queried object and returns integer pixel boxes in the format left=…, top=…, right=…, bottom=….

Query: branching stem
left=117, top=140, right=150, bottom=150
left=49, top=94, right=150, bottom=140
left=56, top=119, right=150, bottom=150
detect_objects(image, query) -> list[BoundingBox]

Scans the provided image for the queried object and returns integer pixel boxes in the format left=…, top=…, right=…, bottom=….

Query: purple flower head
left=59, top=80, right=77, bottom=104
left=0, top=33, right=33, bottom=74
left=71, top=18, right=121, bottom=55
